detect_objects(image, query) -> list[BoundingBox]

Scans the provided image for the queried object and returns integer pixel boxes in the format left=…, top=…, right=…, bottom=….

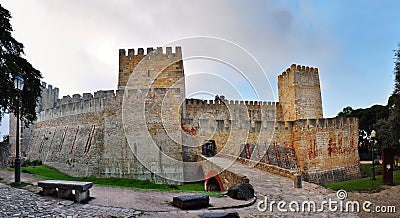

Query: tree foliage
left=389, top=45, right=400, bottom=142
left=388, top=44, right=400, bottom=159
left=0, top=4, right=42, bottom=124
left=337, top=105, right=388, bottom=131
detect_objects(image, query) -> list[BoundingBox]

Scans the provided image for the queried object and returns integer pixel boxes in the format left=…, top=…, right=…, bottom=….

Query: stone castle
left=9, top=46, right=361, bottom=186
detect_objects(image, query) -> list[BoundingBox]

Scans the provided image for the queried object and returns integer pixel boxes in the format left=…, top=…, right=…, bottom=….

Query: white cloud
left=1, top=0, right=341, bottom=137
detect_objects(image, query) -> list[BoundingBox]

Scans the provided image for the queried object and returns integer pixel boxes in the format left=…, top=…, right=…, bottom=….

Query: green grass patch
left=9, top=182, right=32, bottom=188
left=81, top=176, right=170, bottom=190
left=22, top=165, right=74, bottom=180
left=175, top=182, right=204, bottom=192
left=20, top=165, right=213, bottom=193
left=325, top=165, right=400, bottom=192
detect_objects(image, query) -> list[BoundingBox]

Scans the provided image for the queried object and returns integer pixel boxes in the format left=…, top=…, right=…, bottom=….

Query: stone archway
left=205, top=171, right=224, bottom=191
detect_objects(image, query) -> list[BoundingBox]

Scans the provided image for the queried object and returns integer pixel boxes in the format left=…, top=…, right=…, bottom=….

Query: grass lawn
left=10, top=165, right=216, bottom=194
left=324, top=164, right=400, bottom=192
left=360, top=163, right=383, bottom=177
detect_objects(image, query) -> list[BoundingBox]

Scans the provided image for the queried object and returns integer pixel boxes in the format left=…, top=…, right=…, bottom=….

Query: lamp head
left=371, top=130, right=376, bottom=138
left=14, top=75, right=24, bottom=91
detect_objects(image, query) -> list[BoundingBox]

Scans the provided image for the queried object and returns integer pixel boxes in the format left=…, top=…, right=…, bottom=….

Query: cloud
left=4, top=0, right=340, bottom=96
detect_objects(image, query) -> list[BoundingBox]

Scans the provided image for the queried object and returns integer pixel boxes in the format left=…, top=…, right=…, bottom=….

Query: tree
left=336, top=104, right=389, bottom=155
left=388, top=44, right=400, bottom=166
left=337, top=106, right=353, bottom=118
left=2, top=134, right=8, bottom=142
left=0, top=4, right=42, bottom=125
left=389, top=44, right=400, bottom=143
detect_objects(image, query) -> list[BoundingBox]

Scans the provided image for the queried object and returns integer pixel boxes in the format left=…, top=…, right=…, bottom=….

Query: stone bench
left=38, top=180, right=93, bottom=203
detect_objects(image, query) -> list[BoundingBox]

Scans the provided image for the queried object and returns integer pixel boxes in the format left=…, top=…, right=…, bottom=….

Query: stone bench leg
left=43, top=187, right=57, bottom=196
left=58, top=189, right=72, bottom=199
left=75, top=190, right=90, bottom=203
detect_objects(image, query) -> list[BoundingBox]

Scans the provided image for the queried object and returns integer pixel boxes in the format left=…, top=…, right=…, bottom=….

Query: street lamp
left=370, top=129, right=376, bottom=180
left=14, top=75, right=24, bottom=185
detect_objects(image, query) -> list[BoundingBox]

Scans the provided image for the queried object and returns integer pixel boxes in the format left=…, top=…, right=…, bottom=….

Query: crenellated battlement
left=278, top=64, right=319, bottom=79
left=271, top=117, right=358, bottom=132
left=184, top=98, right=277, bottom=107
left=41, top=81, right=60, bottom=95
left=119, top=46, right=182, bottom=58
left=184, top=97, right=278, bottom=122
left=37, top=90, right=120, bottom=122
left=294, top=117, right=358, bottom=129
left=118, top=46, right=184, bottom=90
left=38, top=81, right=59, bottom=111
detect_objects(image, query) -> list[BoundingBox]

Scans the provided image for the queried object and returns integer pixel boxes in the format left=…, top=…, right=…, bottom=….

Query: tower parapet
left=278, top=64, right=323, bottom=121
left=38, top=82, right=59, bottom=112
left=118, top=46, right=183, bottom=90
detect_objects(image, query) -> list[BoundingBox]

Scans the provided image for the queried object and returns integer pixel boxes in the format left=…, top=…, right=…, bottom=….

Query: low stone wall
left=234, top=156, right=297, bottom=179
left=0, top=142, right=10, bottom=169
left=303, top=165, right=362, bottom=185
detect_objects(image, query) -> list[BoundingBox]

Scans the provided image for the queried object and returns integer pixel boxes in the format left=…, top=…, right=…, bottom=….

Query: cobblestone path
left=0, top=183, right=140, bottom=217
left=207, top=156, right=360, bottom=217
left=1, top=158, right=399, bottom=217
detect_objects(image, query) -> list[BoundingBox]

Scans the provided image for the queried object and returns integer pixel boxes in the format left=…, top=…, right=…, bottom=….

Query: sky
left=1, top=0, right=399, bottom=138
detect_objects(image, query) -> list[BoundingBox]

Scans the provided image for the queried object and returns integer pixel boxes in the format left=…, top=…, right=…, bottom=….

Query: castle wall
left=25, top=91, right=107, bottom=177
left=182, top=96, right=360, bottom=185
left=20, top=48, right=360, bottom=186
left=182, top=99, right=277, bottom=158
left=8, top=115, right=17, bottom=159
left=0, top=142, right=10, bottom=169
left=292, top=117, right=361, bottom=184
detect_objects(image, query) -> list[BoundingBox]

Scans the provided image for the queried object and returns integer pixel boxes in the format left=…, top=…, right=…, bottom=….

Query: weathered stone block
left=227, top=184, right=254, bottom=201
left=200, top=212, right=240, bottom=218
left=172, top=194, right=209, bottom=210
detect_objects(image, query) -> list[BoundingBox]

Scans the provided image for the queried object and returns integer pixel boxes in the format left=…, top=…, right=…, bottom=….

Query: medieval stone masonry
left=9, top=46, right=361, bottom=185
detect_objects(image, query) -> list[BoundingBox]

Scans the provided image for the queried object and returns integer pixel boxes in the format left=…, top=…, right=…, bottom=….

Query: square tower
left=278, top=64, right=323, bottom=121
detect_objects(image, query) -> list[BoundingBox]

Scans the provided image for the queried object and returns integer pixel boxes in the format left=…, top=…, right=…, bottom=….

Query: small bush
left=22, top=159, right=30, bottom=167
left=31, top=160, right=42, bottom=166
left=22, top=159, right=42, bottom=167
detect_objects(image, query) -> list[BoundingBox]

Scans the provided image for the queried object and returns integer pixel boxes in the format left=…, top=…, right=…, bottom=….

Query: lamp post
left=14, top=75, right=24, bottom=185
left=370, top=130, right=376, bottom=180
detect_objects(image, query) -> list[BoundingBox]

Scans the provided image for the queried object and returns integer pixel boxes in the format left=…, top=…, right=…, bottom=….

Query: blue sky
left=1, top=0, right=399, bottom=138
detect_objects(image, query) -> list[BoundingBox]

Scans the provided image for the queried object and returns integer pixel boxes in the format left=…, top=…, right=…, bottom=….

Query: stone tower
left=278, top=64, right=323, bottom=121
left=119, top=47, right=185, bottom=183
left=8, top=82, right=59, bottom=160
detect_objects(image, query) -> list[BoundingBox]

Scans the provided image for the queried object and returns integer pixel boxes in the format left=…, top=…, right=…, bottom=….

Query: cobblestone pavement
left=0, top=183, right=140, bottom=217
left=208, top=156, right=359, bottom=217
left=1, top=160, right=399, bottom=217
left=347, top=185, right=400, bottom=218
